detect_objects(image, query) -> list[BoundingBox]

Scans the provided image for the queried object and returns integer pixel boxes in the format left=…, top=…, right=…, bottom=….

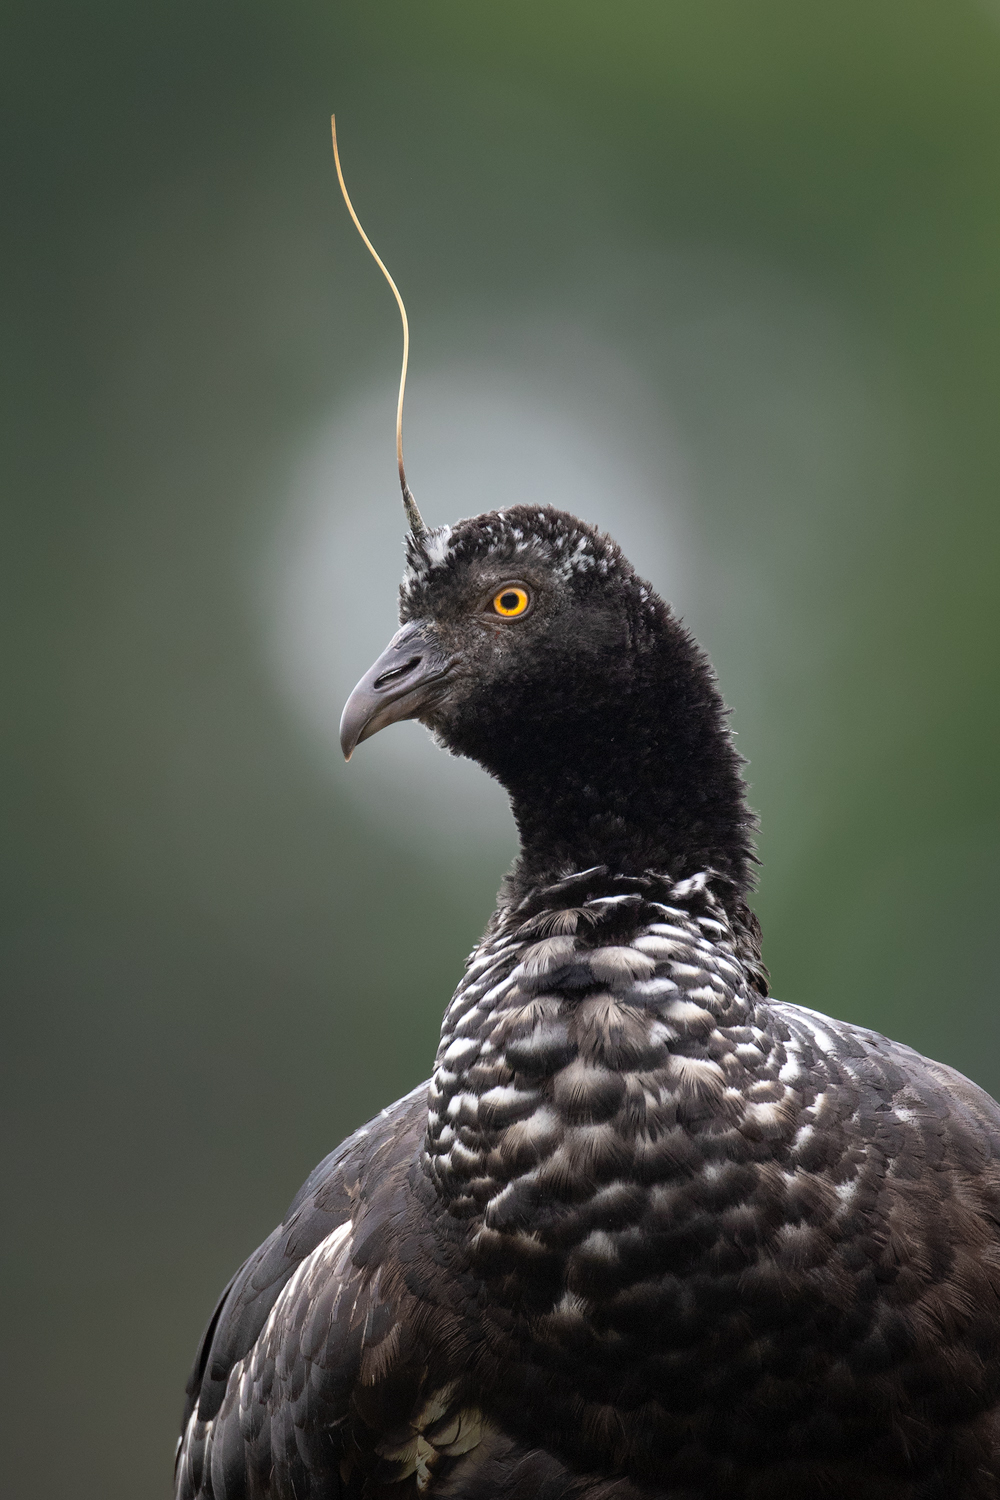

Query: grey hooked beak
left=339, top=622, right=455, bottom=761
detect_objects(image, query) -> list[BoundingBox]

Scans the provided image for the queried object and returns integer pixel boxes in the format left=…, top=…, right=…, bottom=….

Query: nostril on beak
left=374, top=656, right=422, bottom=691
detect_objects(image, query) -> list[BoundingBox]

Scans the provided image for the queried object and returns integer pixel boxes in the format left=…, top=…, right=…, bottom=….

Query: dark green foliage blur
left=2, top=2, right=999, bottom=1494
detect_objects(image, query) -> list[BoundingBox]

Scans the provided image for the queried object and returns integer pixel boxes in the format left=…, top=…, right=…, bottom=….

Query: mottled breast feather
left=178, top=869, right=1000, bottom=1499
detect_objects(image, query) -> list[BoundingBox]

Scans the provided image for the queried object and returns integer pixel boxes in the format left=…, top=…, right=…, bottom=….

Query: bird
left=175, top=501, right=1000, bottom=1500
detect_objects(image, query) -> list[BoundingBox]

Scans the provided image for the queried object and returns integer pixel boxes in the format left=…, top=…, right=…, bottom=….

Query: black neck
left=482, top=614, right=755, bottom=909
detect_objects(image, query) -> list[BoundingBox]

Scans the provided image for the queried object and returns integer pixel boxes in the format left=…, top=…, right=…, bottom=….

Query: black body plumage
left=177, top=507, right=1000, bottom=1498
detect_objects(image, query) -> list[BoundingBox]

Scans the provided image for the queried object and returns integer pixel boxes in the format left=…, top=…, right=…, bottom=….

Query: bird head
left=340, top=504, right=754, bottom=896
left=341, top=505, right=642, bottom=763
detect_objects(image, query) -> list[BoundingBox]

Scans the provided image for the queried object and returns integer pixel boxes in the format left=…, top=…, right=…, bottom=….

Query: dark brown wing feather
left=175, top=1087, right=431, bottom=1499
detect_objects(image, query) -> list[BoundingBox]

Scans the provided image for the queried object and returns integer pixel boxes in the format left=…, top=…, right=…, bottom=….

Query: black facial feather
left=400, top=505, right=756, bottom=904
left=177, top=503, right=1000, bottom=1500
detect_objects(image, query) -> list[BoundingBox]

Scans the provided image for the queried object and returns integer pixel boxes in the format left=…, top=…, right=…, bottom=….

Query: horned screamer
left=175, top=121, right=1000, bottom=1500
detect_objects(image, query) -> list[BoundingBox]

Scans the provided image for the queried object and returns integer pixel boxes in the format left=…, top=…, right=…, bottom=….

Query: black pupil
left=500, top=592, right=520, bottom=611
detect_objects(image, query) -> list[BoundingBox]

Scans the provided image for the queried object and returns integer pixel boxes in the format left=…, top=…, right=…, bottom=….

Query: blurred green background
left=3, top=2, right=999, bottom=1494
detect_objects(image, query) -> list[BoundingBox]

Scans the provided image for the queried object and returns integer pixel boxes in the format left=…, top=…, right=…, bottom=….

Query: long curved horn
left=331, top=116, right=426, bottom=538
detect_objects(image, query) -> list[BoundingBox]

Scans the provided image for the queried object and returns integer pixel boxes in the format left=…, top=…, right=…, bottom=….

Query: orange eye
left=492, top=586, right=530, bottom=617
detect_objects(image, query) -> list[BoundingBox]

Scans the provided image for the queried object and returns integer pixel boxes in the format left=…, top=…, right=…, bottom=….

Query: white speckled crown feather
left=400, top=505, right=657, bottom=620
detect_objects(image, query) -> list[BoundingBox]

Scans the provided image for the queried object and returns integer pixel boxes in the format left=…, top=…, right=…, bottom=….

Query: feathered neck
left=487, top=605, right=756, bottom=914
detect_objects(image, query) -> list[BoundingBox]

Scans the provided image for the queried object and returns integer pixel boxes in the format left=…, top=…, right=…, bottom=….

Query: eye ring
left=491, top=585, right=531, bottom=618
